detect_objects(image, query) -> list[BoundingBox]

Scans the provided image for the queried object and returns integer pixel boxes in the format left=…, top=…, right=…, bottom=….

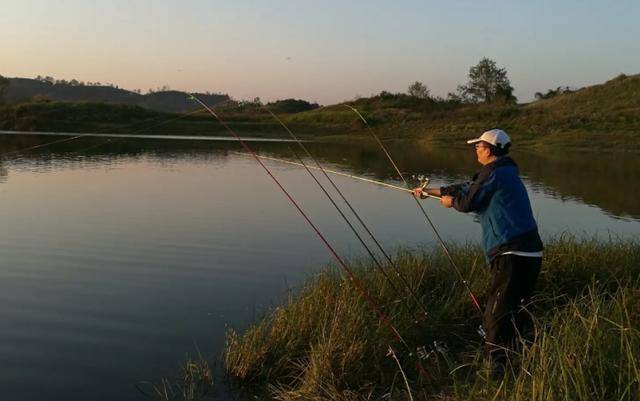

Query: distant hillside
left=285, top=73, right=640, bottom=150
left=525, top=73, right=640, bottom=116
left=1, top=73, right=638, bottom=150
left=1, top=77, right=229, bottom=113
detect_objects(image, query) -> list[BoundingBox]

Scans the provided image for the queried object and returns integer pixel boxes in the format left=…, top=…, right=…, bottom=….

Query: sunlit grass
left=223, top=236, right=640, bottom=400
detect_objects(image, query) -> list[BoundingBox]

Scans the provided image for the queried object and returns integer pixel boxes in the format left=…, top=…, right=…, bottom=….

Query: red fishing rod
left=265, top=108, right=433, bottom=322
left=188, top=94, right=433, bottom=380
left=345, top=105, right=482, bottom=313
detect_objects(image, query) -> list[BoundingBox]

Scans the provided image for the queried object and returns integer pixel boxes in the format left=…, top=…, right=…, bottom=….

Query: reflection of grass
left=223, top=236, right=639, bottom=400
left=0, top=101, right=341, bottom=137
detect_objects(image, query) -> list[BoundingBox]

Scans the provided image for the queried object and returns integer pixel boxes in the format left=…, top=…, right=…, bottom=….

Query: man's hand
left=441, top=195, right=454, bottom=208
left=412, top=187, right=425, bottom=198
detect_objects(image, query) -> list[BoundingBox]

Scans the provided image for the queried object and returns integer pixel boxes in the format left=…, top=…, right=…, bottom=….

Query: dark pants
left=483, top=254, right=542, bottom=364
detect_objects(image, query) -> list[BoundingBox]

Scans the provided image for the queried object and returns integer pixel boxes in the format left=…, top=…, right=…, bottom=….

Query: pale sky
left=2, top=0, right=639, bottom=104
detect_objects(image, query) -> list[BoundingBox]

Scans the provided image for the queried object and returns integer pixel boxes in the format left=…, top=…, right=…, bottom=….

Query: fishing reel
left=411, top=174, right=430, bottom=190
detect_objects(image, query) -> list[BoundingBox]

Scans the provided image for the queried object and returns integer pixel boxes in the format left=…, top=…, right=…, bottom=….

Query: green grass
left=223, top=236, right=640, bottom=400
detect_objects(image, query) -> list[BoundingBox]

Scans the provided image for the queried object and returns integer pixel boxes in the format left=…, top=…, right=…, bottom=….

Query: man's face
left=475, top=142, right=492, bottom=165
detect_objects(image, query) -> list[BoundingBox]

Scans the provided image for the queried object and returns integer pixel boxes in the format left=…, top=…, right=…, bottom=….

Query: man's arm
left=425, top=188, right=441, bottom=197
left=413, top=169, right=497, bottom=211
left=412, top=184, right=464, bottom=199
left=451, top=173, right=496, bottom=212
left=440, top=183, right=468, bottom=198
left=438, top=183, right=468, bottom=208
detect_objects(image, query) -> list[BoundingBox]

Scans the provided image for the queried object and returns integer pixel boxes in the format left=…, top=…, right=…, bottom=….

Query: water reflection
left=0, top=133, right=637, bottom=401
left=1, top=134, right=639, bottom=220
left=0, top=161, right=6, bottom=183
left=261, top=141, right=640, bottom=221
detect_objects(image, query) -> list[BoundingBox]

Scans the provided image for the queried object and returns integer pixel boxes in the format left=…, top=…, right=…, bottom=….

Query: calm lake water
left=1, top=134, right=639, bottom=401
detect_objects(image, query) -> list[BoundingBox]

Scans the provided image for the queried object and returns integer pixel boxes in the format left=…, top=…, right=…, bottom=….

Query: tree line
left=219, top=97, right=320, bottom=113
left=405, top=58, right=516, bottom=104
left=30, top=76, right=226, bottom=97
left=405, top=57, right=578, bottom=104
left=1, top=59, right=579, bottom=108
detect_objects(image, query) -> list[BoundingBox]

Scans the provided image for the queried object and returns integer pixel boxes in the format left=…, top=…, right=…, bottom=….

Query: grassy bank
left=223, top=237, right=640, bottom=400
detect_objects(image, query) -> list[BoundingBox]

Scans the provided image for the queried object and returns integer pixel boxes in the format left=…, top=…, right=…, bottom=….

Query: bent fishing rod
left=230, top=151, right=441, bottom=199
left=275, top=140, right=428, bottom=321
left=188, top=94, right=431, bottom=376
left=345, top=105, right=482, bottom=313
left=265, top=108, right=435, bottom=323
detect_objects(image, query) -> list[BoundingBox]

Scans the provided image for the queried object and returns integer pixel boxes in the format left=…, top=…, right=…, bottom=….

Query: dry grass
left=223, top=236, right=640, bottom=400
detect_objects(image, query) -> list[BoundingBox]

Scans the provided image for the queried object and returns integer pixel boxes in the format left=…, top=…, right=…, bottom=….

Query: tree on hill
left=266, top=98, right=320, bottom=113
left=0, top=75, right=9, bottom=98
left=35, top=75, right=55, bottom=84
left=457, top=58, right=516, bottom=103
left=407, top=81, right=430, bottom=99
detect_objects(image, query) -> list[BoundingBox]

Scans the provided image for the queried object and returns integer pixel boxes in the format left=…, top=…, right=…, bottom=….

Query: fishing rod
left=230, top=151, right=441, bottom=199
left=265, top=108, right=434, bottom=322
left=0, top=107, right=209, bottom=160
left=345, top=105, right=482, bottom=313
left=274, top=140, right=425, bottom=321
left=188, top=94, right=430, bottom=374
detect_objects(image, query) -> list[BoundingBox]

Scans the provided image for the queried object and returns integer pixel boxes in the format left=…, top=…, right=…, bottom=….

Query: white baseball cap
left=466, top=129, right=511, bottom=148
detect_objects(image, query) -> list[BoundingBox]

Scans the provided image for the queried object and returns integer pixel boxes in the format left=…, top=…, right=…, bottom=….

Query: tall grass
left=223, top=236, right=640, bottom=400
left=139, top=353, right=214, bottom=401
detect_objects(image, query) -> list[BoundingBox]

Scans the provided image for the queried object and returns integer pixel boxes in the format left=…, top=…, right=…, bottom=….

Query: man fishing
left=413, top=128, right=543, bottom=368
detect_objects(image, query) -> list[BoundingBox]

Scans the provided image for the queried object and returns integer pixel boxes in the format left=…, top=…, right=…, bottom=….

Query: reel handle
left=419, top=177, right=430, bottom=190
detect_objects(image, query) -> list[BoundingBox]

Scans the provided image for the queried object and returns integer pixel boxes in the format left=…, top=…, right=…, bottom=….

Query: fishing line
left=277, top=136, right=423, bottom=324
left=188, top=93, right=419, bottom=356
left=230, top=151, right=441, bottom=198
left=266, top=108, right=433, bottom=321
left=345, top=105, right=482, bottom=312
left=0, top=134, right=86, bottom=159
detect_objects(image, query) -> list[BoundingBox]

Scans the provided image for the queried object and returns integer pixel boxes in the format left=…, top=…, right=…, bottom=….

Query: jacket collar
left=472, top=156, right=518, bottom=182
left=484, top=156, right=517, bottom=171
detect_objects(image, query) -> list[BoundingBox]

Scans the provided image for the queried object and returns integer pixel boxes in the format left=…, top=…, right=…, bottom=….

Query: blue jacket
left=441, top=157, right=543, bottom=262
